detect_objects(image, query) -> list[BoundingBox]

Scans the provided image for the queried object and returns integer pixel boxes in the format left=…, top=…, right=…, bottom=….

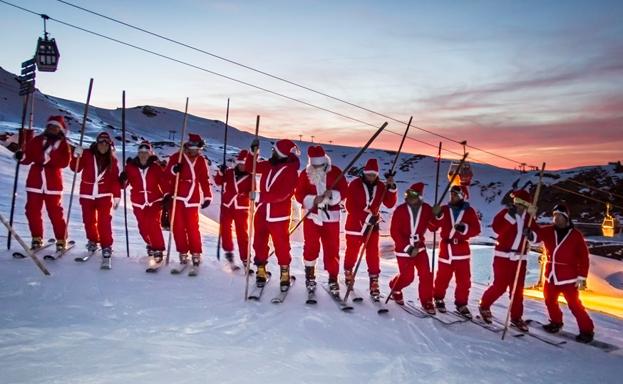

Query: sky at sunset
left=1, top=0, right=622, bottom=170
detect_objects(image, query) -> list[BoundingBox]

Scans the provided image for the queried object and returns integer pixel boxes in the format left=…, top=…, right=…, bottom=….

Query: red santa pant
left=543, top=281, right=594, bottom=334
left=133, top=204, right=165, bottom=251
left=389, top=251, right=434, bottom=306
left=253, top=206, right=291, bottom=266
left=303, top=218, right=340, bottom=278
left=480, top=257, right=526, bottom=320
left=434, top=259, right=471, bottom=307
left=220, top=206, right=249, bottom=262
left=80, top=197, right=113, bottom=248
left=344, top=230, right=380, bottom=276
left=172, top=203, right=202, bottom=254
left=25, top=192, right=66, bottom=240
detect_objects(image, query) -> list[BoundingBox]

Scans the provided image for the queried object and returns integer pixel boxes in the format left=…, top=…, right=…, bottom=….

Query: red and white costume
left=124, top=145, right=167, bottom=252
left=480, top=190, right=539, bottom=320
left=388, top=183, right=436, bottom=306
left=165, top=134, right=212, bottom=255
left=70, top=132, right=121, bottom=248
left=431, top=198, right=481, bottom=307
left=533, top=213, right=594, bottom=333
left=294, top=146, right=348, bottom=279
left=22, top=116, right=71, bottom=240
left=246, top=139, right=300, bottom=267
left=343, top=158, right=397, bottom=276
left=214, top=150, right=252, bottom=262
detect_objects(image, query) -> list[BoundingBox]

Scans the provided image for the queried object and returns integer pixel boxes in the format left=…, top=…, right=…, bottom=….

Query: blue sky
left=1, top=0, right=622, bottom=169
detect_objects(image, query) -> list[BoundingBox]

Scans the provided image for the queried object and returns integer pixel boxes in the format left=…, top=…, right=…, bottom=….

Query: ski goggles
left=138, top=144, right=152, bottom=153
left=405, top=189, right=422, bottom=200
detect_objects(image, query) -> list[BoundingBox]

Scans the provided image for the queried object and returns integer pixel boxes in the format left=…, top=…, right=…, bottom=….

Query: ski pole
left=216, top=98, right=230, bottom=261
left=122, top=90, right=130, bottom=257
left=431, top=142, right=443, bottom=278
left=244, top=115, right=260, bottom=300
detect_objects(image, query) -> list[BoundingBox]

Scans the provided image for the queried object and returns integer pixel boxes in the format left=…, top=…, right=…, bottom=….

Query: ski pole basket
left=35, top=15, right=60, bottom=72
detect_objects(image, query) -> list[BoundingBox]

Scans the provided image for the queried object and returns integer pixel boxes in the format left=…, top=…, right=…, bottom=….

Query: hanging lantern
left=35, top=15, right=60, bottom=72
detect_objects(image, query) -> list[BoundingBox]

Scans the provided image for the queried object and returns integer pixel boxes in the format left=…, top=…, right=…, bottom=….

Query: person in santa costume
left=17, top=115, right=71, bottom=252
left=214, top=149, right=252, bottom=267
left=71, top=131, right=121, bottom=258
left=246, top=138, right=300, bottom=291
left=343, top=158, right=397, bottom=298
left=119, top=141, right=167, bottom=266
left=165, top=133, right=212, bottom=267
left=531, top=204, right=594, bottom=343
left=388, top=182, right=437, bottom=313
left=431, top=185, right=481, bottom=318
left=294, top=145, right=348, bottom=293
left=479, top=189, right=539, bottom=331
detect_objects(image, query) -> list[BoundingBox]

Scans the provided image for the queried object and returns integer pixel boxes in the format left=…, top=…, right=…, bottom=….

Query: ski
left=343, top=279, right=364, bottom=302
left=321, top=284, right=353, bottom=311
left=43, top=240, right=77, bottom=260
left=494, top=319, right=564, bottom=347
left=145, top=258, right=164, bottom=273
left=12, top=239, right=55, bottom=259
left=399, top=303, right=429, bottom=318
left=170, top=262, right=189, bottom=275
left=405, top=301, right=466, bottom=325
left=305, top=288, right=317, bottom=305
left=100, top=257, right=112, bottom=270
left=524, top=319, right=613, bottom=350
left=372, top=295, right=389, bottom=314
left=75, top=247, right=100, bottom=262
left=188, top=264, right=199, bottom=277
left=227, top=260, right=241, bottom=272
left=248, top=272, right=272, bottom=301
left=271, top=276, right=297, bottom=304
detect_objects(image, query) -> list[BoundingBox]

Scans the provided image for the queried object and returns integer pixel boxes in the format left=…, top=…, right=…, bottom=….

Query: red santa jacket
left=534, top=225, right=589, bottom=286
left=124, top=156, right=167, bottom=209
left=70, top=148, right=121, bottom=199
left=431, top=202, right=481, bottom=263
left=214, top=168, right=251, bottom=210
left=492, top=208, right=540, bottom=260
left=22, top=134, right=71, bottom=195
left=245, top=153, right=300, bottom=222
left=344, top=177, right=397, bottom=236
left=391, top=202, right=435, bottom=257
left=165, top=153, right=212, bottom=208
left=294, top=163, right=348, bottom=225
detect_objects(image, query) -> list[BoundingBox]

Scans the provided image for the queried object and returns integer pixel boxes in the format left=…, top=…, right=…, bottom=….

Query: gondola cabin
left=35, top=15, right=60, bottom=72
left=447, top=161, right=473, bottom=187
left=601, top=204, right=619, bottom=237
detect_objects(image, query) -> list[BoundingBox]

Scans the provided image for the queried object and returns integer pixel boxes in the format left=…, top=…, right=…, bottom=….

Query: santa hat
left=137, top=140, right=153, bottom=154
left=96, top=131, right=113, bottom=145
left=236, top=149, right=249, bottom=164
left=274, top=139, right=299, bottom=158
left=511, top=189, right=532, bottom=207
left=184, top=133, right=205, bottom=149
left=552, top=204, right=570, bottom=220
left=406, top=182, right=425, bottom=200
left=46, top=115, right=67, bottom=134
left=307, top=145, right=327, bottom=166
left=450, top=185, right=464, bottom=199
left=363, top=158, right=379, bottom=176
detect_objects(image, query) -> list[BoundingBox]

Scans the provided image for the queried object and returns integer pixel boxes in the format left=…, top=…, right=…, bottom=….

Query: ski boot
left=511, top=318, right=529, bottom=332
left=479, top=306, right=493, bottom=324
left=391, top=290, right=404, bottom=306
left=369, top=274, right=380, bottom=300
left=456, top=304, right=473, bottom=320
left=225, top=252, right=234, bottom=263
left=153, top=250, right=163, bottom=264
left=344, top=269, right=354, bottom=289
left=101, top=247, right=112, bottom=258
left=256, top=264, right=267, bottom=288
left=328, top=276, right=340, bottom=294
left=55, top=239, right=67, bottom=253
left=422, top=301, right=436, bottom=315
left=179, top=252, right=189, bottom=265
left=576, top=331, right=594, bottom=343
left=146, top=245, right=154, bottom=258
left=280, top=265, right=291, bottom=292
left=31, top=237, right=43, bottom=250
left=305, top=266, right=316, bottom=292
left=191, top=253, right=201, bottom=267
left=434, top=299, right=447, bottom=313
left=86, top=241, right=99, bottom=253
left=542, top=321, right=563, bottom=334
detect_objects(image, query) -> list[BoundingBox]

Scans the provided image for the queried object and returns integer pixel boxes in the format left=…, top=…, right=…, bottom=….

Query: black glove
left=218, top=164, right=227, bottom=174
left=454, top=223, right=466, bottom=233
left=201, top=200, right=211, bottom=209
left=508, top=205, right=517, bottom=217
left=250, top=139, right=260, bottom=153
left=383, top=170, right=396, bottom=179
left=162, top=194, right=172, bottom=205
left=432, top=205, right=442, bottom=218
left=14, top=150, right=23, bottom=161
left=118, top=171, right=128, bottom=184
left=172, top=163, right=182, bottom=174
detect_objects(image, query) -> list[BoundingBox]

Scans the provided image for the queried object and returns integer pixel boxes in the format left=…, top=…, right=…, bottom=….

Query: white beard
left=306, top=164, right=327, bottom=194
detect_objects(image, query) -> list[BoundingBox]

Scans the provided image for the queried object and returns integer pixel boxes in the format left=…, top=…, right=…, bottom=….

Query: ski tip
left=12, top=253, right=26, bottom=259
left=378, top=308, right=390, bottom=314
left=341, top=306, right=355, bottom=311
left=353, top=297, right=364, bottom=303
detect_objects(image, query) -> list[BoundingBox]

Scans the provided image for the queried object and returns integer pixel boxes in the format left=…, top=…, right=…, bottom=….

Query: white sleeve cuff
left=303, top=195, right=315, bottom=210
